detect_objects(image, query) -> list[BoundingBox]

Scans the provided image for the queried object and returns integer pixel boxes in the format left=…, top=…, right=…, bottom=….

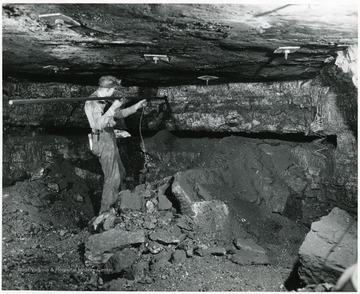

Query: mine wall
left=3, top=63, right=357, bottom=223
left=2, top=47, right=357, bottom=291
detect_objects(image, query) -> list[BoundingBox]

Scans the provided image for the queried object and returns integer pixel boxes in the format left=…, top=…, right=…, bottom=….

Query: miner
left=84, top=75, right=147, bottom=229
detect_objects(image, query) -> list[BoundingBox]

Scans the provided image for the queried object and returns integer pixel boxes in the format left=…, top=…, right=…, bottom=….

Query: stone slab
left=298, top=207, right=357, bottom=285
left=230, top=250, right=270, bottom=266
left=85, top=229, right=146, bottom=266
left=234, top=237, right=266, bottom=254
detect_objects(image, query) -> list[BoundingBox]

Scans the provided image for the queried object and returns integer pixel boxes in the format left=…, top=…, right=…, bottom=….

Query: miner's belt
left=92, top=127, right=113, bottom=134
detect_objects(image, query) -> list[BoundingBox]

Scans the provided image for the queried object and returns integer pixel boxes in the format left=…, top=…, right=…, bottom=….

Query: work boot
left=88, top=208, right=116, bottom=234
left=88, top=216, right=104, bottom=234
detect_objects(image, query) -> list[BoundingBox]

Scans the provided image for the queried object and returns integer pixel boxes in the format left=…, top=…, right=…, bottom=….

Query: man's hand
left=136, top=99, right=147, bottom=110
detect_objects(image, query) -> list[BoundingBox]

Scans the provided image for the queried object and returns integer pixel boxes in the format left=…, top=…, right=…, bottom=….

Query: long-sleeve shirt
left=84, top=92, right=122, bottom=132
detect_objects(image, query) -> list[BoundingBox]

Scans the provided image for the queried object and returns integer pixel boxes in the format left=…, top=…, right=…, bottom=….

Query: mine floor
left=2, top=174, right=307, bottom=291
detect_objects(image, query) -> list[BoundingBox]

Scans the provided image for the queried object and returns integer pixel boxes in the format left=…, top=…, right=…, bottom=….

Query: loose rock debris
left=2, top=140, right=356, bottom=291
left=1, top=160, right=298, bottom=291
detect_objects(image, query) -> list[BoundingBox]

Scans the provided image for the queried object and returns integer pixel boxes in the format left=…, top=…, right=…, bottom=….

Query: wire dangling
left=139, top=106, right=149, bottom=182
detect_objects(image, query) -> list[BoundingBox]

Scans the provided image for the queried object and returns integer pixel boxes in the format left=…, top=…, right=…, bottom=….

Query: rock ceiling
left=2, top=3, right=358, bottom=86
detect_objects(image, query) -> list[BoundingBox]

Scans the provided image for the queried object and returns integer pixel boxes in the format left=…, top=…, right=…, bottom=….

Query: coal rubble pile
left=3, top=157, right=280, bottom=291
left=84, top=175, right=271, bottom=290
left=2, top=143, right=356, bottom=291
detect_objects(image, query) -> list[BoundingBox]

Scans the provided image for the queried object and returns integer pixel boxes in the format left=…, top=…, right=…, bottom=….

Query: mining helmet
left=98, top=75, right=121, bottom=88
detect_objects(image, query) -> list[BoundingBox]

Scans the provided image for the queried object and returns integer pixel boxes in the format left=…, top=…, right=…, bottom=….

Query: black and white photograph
left=2, top=1, right=358, bottom=292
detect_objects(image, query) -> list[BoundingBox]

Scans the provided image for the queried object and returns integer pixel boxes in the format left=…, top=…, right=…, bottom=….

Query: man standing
left=84, top=75, right=146, bottom=228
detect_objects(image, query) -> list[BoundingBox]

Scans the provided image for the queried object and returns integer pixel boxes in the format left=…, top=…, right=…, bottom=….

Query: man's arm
left=119, top=99, right=147, bottom=118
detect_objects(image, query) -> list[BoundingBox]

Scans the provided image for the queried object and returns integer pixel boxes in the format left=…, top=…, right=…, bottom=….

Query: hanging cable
left=139, top=106, right=148, bottom=174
